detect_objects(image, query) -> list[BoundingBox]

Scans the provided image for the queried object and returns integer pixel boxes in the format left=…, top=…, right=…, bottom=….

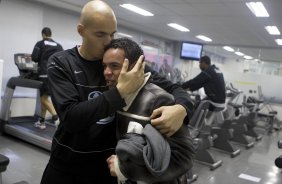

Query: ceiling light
left=196, top=35, right=212, bottom=42
left=120, top=4, right=154, bottom=16
left=244, top=55, right=253, bottom=59
left=246, top=2, right=269, bottom=17
left=223, top=46, right=234, bottom=52
left=265, top=26, right=280, bottom=35
left=235, top=51, right=244, bottom=56
left=117, top=32, right=133, bottom=38
left=275, top=39, right=282, bottom=45
left=167, top=23, right=190, bottom=32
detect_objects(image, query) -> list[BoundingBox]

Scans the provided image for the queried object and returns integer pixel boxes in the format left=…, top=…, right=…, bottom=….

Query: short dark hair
left=42, top=27, right=52, bottom=37
left=104, top=37, right=144, bottom=66
left=200, top=55, right=211, bottom=65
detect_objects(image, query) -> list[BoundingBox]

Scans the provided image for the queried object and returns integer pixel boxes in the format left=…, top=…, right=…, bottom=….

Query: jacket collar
left=122, top=72, right=151, bottom=111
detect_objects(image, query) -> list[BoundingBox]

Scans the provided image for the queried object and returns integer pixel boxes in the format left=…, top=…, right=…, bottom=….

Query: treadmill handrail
left=7, top=77, right=42, bottom=89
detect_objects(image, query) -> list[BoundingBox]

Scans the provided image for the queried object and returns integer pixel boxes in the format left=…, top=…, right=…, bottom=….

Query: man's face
left=199, top=61, right=205, bottom=71
left=79, top=16, right=117, bottom=59
left=103, top=48, right=125, bottom=88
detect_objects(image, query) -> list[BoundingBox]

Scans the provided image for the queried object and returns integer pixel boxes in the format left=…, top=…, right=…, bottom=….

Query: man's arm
left=145, top=66, right=194, bottom=136
left=47, top=53, right=145, bottom=133
left=182, top=71, right=211, bottom=91
left=31, top=42, right=41, bottom=63
left=47, top=54, right=125, bottom=132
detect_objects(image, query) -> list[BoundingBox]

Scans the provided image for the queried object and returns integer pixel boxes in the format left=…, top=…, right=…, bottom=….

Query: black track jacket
left=182, top=65, right=226, bottom=104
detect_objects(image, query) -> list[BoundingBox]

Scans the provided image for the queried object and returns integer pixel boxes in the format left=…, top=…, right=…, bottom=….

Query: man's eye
left=95, top=33, right=106, bottom=37
left=111, top=64, right=121, bottom=69
left=112, top=65, right=119, bottom=69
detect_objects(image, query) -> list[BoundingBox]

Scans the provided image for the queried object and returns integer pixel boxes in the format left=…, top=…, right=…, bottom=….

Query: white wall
left=0, top=0, right=176, bottom=97
left=0, top=0, right=41, bottom=96
left=0, top=0, right=81, bottom=97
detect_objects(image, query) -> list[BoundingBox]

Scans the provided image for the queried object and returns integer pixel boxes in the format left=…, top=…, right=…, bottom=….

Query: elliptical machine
left=219, top=84, right=255, bottom=148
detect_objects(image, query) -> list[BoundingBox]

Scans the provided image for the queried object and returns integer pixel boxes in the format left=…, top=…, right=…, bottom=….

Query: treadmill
left=0, top=53, right=56, bottom=151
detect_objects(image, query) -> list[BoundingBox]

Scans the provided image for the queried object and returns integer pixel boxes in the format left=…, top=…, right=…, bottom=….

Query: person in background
left=41, top=1, right=194, bottom=183
left=104, top=37, right=194, bottom=184
left=181, top=55, right=226, bottom=109
left=159, top=59, right=173, bottom=81
left=31, top=27, right=63, bottom=129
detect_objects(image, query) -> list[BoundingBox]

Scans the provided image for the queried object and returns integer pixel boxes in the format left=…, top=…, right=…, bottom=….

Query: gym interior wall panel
left=42, top=5, right=81, bottom=50
left=0, top=0, right=43, bottom=97
left=10, top=98, right=36, bottom=117
left=224, top=71, right=282, bottom=104
left=0, top=0, right=81, bottom=98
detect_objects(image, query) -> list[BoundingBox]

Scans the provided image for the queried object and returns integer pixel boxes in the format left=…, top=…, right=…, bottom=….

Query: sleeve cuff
left=104, top=87, right=126, bottom=110
left=114, top=157, right=127, bottom=181
left=176, top=102, right=194, bottom=125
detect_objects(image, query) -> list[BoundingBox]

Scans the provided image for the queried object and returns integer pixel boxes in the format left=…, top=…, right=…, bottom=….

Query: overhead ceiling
left=29, top=0, right=282, bottom=63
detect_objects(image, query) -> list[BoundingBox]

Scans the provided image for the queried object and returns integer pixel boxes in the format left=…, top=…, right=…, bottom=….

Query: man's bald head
left=79, top=0, right=116, bottom=28
left=77, top=0, right=117, bottom=60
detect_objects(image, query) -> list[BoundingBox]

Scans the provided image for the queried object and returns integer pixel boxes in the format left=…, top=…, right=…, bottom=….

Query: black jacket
left=116, top=81, right=194, bottom=184
left=182, top=65, right=226, bottom=103
left=46, top=47, right=194, bottom=182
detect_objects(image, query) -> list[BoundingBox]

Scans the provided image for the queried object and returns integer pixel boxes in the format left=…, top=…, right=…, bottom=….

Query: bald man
left=41, top=1, right=194, bottom=183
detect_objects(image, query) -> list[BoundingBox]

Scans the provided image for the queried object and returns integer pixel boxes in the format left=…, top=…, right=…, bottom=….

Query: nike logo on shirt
left=74, top=70, right=83, bottom=74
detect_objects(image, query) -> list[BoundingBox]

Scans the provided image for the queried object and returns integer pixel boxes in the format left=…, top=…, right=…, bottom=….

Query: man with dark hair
left=200, top=55, right=211, bottom=65
left=182, top=55, right=226, bottom=106
left=31, top=27, right=63, bottom=129
left=41, top=1, right=193, bottom=183
left=104, top=37, right=194, bottom=184
left=41, top=27, right=52, bottom=37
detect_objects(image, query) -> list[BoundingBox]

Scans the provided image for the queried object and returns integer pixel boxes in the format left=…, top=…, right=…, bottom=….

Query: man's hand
left=106, top=155, right=117, bottom=177
left=150, top=104, right=187, bottom=137
left=117, top=55, right=145, bottom=98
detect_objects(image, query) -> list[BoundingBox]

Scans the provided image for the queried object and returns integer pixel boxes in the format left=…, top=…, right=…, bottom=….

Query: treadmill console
left=14, top=53, right=38, bottom=79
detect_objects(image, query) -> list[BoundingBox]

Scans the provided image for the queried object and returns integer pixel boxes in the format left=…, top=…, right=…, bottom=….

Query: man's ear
left=77, top=24, right=84, bottom=36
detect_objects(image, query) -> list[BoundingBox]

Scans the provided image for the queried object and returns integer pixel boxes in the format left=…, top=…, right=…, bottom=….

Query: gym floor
left=0, top=128, right=282, bottom=184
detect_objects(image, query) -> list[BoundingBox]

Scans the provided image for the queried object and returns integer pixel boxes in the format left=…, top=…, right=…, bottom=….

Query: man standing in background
left=31, top=27, right=63, bottom=129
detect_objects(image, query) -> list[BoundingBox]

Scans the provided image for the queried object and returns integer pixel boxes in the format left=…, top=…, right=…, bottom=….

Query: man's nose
left=104, top=67, right=112, bottom=75
left=104, top=35, right=113, bottom=46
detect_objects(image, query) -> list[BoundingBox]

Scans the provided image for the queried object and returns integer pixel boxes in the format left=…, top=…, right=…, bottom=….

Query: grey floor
left=0, top=129, right=282, bottom=184
left=192, top=128, right=282, bottom=184
left=0, top=134, right=49, bottom=184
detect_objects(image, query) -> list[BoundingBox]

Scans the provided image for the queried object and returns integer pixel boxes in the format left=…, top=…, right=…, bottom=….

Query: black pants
left=40, top=163, right=117, bottom=184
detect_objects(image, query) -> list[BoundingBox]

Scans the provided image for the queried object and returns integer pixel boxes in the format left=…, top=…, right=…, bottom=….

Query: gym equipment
left=0, top=54, right=56, bottom=151
left=275, top=140, right=282, bottom=168
left=0, top=154, right=9, bottom=184
left=208, top=107, right=241, bottom=158
left=188, top=100, right=222, bottom=171
left=0, top=154, right=28, bottom=184
left=221, top=84, right=255, bottom=148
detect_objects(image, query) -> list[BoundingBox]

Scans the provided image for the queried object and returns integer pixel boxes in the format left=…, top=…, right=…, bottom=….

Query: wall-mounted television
left=180, top=41, right=203, bottom=61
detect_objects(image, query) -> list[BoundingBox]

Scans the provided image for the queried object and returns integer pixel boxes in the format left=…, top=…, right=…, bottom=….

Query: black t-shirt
left=31, top=38, right=63, bottom=75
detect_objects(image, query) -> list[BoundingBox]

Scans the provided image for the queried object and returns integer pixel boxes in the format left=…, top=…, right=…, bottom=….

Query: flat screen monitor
left=180, top=41, right=203, bottom=61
